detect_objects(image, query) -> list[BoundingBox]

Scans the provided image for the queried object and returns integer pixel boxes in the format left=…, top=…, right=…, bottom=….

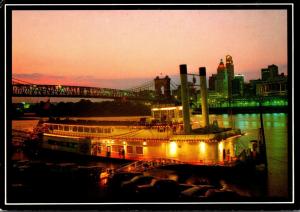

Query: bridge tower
left=154, top=76, right=171, bottom=98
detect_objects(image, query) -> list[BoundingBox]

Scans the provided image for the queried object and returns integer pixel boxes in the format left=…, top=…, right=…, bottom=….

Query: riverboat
left=32, top=105, right=242, bottom=164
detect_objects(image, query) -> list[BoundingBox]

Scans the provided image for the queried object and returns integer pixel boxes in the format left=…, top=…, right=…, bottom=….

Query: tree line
left=12, top=99, right=151, bottom=117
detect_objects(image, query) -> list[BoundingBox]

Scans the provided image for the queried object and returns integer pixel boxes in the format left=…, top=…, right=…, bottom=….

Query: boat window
left=136, top=146, right=143, bottom=155
left=84, top=127, right=89, bottom=133
left=161, top=111, right=168, bottom=120
left=59, top=125, right=63, bottom=130
left=64, top=126, right=69, bottom=131
left=112, top=145, right=119, bottom=152
left=64, top=142, right=70, bottom=147
left=55, top=141, right=62, bottom=146
left=60, top=142, right=67, bottom=147
left=127, top=146, right=133, bottom=154
left=153, top=111, right=160, bottom=119
left=97, top=128, right=102, bottom=133
left=169, top=110, right=175, bottom=118
left=68, top=143, right=78, bottom=148
left=48, top=139, right=56, bottom=145
left=73, top=126, right=77, bottom=132
left=53, top=125, right=58, bottom=130
left=112, top=145, right=124, bottom=153
left=91, top=128, right=96, bottom=133
left=78, top=127, right=83, bottom=132
left=107, top=128, right=111, bottom=133
left=178, top=110, right=183, bottom=118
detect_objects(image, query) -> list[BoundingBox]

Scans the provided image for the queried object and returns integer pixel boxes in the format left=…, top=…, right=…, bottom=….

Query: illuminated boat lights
left=46, top=131, right=242, bottom=144
left=151, top=106, right=182, bottom=111
left=43, top=133, right=81, bottom=139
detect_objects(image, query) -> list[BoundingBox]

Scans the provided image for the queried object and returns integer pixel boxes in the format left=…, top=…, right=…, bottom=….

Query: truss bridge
left=12, top=77, right=177, bottom=102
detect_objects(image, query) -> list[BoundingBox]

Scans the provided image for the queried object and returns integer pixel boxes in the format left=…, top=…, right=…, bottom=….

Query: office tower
left=232, top=74, right=245, bottom=97
left=215, top=59, right=229, bottom=98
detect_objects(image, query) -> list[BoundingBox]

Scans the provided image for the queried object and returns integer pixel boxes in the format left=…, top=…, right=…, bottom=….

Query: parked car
left=204, top=188, right=241, bottom=201
left=75, top=165, right=104, bottom=184
left=136, top=178, right=180, bottom=201
left=12, top=160, right=30, bottom=168
left=121, top=175, right=156, bottom=193
left=178, top=183, right=197, bottom=192
left=107, top=172, right=143, bottom=192
left=180, top=185, right=216, bottom=201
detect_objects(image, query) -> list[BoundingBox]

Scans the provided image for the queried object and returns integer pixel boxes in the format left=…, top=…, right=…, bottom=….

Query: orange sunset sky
left=12, top=10, right=287, bottom=89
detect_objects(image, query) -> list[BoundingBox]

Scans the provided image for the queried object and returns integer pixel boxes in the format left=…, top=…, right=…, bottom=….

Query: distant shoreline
left=12, top=107, right=288, bottom=121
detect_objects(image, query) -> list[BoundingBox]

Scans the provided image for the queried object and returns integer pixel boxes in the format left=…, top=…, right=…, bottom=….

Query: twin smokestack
left=180, top=64, right=210, bottom=134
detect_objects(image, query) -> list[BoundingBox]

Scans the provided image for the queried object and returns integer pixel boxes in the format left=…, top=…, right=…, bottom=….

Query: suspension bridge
left=12, top=77, right=179, bottom=102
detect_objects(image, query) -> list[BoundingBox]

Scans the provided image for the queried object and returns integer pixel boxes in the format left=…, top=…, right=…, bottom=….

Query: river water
left=10, top=113, right=289, bottom=201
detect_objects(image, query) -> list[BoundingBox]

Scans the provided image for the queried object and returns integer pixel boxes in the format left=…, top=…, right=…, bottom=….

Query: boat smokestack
left=180, top=64, right=191, bottom=134
left=199, top=67, right=209, bottom=128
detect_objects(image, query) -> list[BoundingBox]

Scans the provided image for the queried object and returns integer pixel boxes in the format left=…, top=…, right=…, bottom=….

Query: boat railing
left=114, top=157, right=185, bottom=173
left=114, top=157, right=239, bottom=173
left=189, top=158, right=238, bottom=167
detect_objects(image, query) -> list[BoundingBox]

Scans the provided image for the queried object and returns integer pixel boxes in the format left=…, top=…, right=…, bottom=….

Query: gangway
left=114, top=158, right=185, bottom=173
left=12, top=129, right=32, bottom=147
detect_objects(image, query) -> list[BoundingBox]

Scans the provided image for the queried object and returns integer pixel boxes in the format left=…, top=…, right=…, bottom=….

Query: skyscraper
left=261, top=68, right=270, bottom=81
left=208, top=74, right=217, bottom=91
left=215, top=59, right=229, bottom=98
left=225, top=55, right=234, bottom=99
left=261, top=64, right=279, bottom=81
left=232, top=74, right=244, bottom=97
left=225, top=55, right=234, bottom=80
left=268, top=64, right=279, bottom=80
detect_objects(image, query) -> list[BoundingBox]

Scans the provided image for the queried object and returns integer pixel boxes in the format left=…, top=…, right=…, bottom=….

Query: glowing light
left=123, top=141, right=126, bottom=145
left=218, top=142, right=224, bottom=152
left=168, top=174, right=178, bottom=181
left=169, top=141, right=177, bottom=156
left=227, top=134, right=242, bottom=139
left=199, top=142, right=206, bottom=154
left=143, top=141, right=147, bottom=146
left=151, top=106, right=182, bottom=111
left=44, top=133, right=81, bottom=139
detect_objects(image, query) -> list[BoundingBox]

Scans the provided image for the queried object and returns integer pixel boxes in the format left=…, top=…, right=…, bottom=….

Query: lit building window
left=136, top=146, right=143, bottom=155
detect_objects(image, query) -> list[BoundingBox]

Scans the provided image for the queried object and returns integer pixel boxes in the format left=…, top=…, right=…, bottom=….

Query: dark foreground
left=6, top=149, right=288, bottom=203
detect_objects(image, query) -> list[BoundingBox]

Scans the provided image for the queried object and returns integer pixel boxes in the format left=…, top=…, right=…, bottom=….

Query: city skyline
left=12, top=10, right=287, bottom=89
